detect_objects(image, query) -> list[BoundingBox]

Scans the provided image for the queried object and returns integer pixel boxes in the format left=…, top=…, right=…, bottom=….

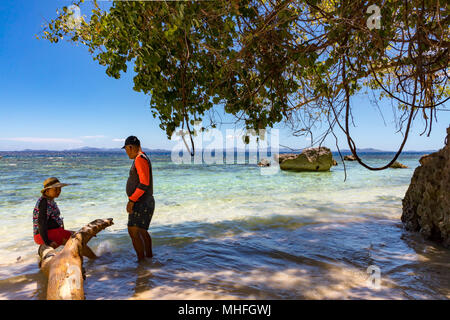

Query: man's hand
left=127, top=200, right=135, bottom=214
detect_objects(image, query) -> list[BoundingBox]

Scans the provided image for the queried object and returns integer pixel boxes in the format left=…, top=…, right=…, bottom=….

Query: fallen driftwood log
left=38, top=218, right=113, bottom=300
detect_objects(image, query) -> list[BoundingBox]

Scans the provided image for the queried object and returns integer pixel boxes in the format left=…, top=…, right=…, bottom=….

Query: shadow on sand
left=2, top=213, right=449, bottom=300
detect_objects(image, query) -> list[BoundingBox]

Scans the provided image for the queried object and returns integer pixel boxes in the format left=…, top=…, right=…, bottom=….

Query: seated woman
left=33, top=177, right=97, bottom=259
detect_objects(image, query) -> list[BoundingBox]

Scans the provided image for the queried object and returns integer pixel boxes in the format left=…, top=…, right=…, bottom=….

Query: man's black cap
left=122, top=136, right=140, bottom=149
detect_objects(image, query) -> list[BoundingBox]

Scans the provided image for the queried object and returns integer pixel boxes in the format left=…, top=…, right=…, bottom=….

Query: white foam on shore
left=94, top=240, right=114, bottom=256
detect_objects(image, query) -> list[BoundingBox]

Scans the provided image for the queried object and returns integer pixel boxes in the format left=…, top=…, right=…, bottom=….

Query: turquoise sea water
left=0, top=151, right=449, bottom=299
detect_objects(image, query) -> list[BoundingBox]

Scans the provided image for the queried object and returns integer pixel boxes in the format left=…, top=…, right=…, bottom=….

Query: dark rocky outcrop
left=344, top=155, right=357, bottom=161
left=402, top=127, right=450, bottom=247
left=389, top=161, right=408, bottom=169
left=276, top=147, right=334, bottom=172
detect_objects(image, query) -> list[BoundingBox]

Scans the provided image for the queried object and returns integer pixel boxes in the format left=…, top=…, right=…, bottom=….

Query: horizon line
left=0, top=146, right=437, bottom=153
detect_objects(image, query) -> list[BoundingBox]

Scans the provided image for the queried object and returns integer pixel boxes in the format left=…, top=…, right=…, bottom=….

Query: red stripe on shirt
left=129, top=153, right=150, bottom=202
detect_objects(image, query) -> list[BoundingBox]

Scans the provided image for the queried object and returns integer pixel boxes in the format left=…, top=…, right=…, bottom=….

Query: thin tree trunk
left=38, top=218, right=113, bottom=300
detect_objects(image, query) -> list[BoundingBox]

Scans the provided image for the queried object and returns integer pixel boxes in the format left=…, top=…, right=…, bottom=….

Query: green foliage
left=40, top=0, right=449, bottom=141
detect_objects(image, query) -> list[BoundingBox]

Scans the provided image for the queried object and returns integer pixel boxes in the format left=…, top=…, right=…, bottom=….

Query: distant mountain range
left=68, top=147, right=172, bottom=153
left=338, top=148, right=436, bottom=153
left=0, top=146, right=437, bottom=154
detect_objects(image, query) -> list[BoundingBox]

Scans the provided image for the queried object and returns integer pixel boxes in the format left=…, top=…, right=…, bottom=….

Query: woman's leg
left=60, top=229, right=97, bottom=259
left=82, top=245, right=97, bottom=259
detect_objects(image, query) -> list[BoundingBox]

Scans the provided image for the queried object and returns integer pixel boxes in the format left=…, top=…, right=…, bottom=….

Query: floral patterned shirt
left=32, top=196, right=64, bottom=236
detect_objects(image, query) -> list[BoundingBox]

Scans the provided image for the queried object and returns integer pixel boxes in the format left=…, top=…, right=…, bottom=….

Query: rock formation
left=389, top=161, right=408, bottom=169
left=276, top=147, right=334, bottom=172
left=402, top=127, right=450, bottom=247
left=344, top=155, right=357, bottom=161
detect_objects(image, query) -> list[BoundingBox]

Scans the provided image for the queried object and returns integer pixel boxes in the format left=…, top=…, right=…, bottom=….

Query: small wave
left=95, top=240, right=114, bottom=256
left=83, top=202, right=97, bottom=207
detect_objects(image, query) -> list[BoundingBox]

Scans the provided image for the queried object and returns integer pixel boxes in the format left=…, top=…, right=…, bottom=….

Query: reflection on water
left=0, top=152, right=448, bottom=299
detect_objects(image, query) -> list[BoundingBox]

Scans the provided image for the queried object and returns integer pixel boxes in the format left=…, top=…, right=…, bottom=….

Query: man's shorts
left=128, top=197, right=155, bottom=230
left=34, top=227, right=72, bottom=246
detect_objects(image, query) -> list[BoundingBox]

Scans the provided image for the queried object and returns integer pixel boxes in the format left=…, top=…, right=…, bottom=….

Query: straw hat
left=41, top=177, right=70, bottom=194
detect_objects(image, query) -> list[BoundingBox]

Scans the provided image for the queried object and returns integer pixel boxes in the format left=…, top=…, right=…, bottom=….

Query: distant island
left=0, top=146, right=437, bottom=154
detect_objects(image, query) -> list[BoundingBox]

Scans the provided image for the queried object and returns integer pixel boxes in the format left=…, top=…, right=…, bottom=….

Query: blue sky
left=0, top=0, right=448, bottom=151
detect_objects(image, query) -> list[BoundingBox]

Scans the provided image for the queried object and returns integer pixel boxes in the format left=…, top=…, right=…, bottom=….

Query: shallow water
left=0, top=152, right=448, bottom=300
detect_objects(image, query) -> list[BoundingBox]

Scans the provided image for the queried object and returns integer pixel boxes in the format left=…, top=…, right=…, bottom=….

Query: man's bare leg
left=128, top=226, right=145, bottom=261
left=140, top=229, right=153, bottom=258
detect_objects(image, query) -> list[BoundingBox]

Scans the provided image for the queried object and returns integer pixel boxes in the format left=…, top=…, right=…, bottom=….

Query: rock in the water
left=401, top=127, right=450, bottom=247
left=257, top=158, right=271, bottom=167
left=389, top=161, right=408, bottom=169
left=344, top=155, right=357, bottom=161
left=332, top=159, right=338, bottom=166
left=277, top=147, right=333, bottom=172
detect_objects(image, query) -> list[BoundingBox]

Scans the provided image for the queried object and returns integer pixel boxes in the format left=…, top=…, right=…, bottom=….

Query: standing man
left=122, top=136, right=155, bottom=262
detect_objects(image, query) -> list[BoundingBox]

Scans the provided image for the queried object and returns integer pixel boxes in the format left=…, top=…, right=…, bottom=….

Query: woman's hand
left=126, top=200, right=135, bottom=214
left=49, top=241, right=59, bottom=249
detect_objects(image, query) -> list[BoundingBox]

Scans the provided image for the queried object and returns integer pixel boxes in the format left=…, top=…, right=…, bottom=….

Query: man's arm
left=129, top=155, right=150, bottom=203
